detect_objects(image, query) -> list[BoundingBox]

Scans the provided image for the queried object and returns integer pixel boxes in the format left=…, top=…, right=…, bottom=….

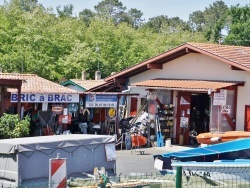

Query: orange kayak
left=196, top=131, right=250, bottom=144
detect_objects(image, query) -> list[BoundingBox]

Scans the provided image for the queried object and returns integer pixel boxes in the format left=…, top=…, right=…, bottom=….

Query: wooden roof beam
left=147, top=63, right=163, bottom=69
left=230, top=65, right=245, bottom=71
left=186, top=48, right=199, bottom=53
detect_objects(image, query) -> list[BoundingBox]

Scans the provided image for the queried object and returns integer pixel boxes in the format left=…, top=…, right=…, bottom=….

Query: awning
left=130, top=78, right=245, bottom=91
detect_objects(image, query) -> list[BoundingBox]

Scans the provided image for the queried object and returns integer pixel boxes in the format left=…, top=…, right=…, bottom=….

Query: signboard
left=85, top=94, right=117, bottom=108
left=180, top=117, right=189, bottom=128
left=221, top=105, right=230, bottom=114
left=52, top=104, right=63, bottom=115
left=68, top=103, right=78, bottom=113
left=11, top=93, right=79, bottom=103
left=58, top=115, right=72, bottom=124
left=108, top=108, right=116, bottom=118
left=154, top=158, right=163, bottom=171
left=180, top=96, right=190, bottom=105
left=105, top=143, right=117, bottom=161
left=213, top=90, right=227, bottom=106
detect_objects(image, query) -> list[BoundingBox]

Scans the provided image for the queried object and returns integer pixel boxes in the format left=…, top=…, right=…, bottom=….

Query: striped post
left=49, top=153, right=67, bottom=188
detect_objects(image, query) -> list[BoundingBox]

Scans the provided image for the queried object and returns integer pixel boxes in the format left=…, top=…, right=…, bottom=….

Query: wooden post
left=0, top=86, right=4, bottom=116
left=115, top=95, right=120, bottom=138
left=17, top=85, right=21, bottom=117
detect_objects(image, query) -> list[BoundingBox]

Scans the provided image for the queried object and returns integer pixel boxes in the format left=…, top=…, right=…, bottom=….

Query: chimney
left=81, top=70, right=87, bottom=80
left=95, top=71, right=101, bottom=80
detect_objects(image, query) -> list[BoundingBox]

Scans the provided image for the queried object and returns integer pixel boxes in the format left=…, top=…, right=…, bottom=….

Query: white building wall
left=128, top=53, right=250, bottom=131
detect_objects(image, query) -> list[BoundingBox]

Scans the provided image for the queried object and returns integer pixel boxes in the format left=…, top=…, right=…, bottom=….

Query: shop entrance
left=177, top=92, right=210, bottom=145
left=190, top=93, right=210, bottom=135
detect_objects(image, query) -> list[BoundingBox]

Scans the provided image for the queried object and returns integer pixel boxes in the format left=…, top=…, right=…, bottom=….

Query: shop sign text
left=213, top=89, right=227, bottom=106
left=85, top=94, right=117, bottom=108
left=11, top=93, right=79, bottom=103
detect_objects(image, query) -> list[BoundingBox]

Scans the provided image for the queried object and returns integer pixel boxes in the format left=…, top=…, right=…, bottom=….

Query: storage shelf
left=158, top=103, right=174, bottom=143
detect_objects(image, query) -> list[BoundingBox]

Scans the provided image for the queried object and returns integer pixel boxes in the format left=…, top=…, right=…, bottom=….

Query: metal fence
left=175, top=165, right=250, bottom=188
left=15, top=167, right=250, bottom=188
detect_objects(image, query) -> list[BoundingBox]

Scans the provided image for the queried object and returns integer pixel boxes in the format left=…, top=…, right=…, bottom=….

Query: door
left=130, top=97, right=138, bottom=116
left=245, top=105, right=250, bottom=131
left=176, top=92, right=191, bottom=145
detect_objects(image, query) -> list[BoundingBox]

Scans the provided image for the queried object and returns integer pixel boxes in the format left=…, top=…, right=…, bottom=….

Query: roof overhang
left=104, top=42, right=250, bottom=83
left=82, top=92, right=139, bottom=97
left=104, top=45, right=189, bottom=81
left=130, top=78, right=245, bottom=92
left=0, top=79, right=22, bottom=87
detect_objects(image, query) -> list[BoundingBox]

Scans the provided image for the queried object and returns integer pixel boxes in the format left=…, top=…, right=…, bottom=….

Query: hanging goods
left=155, top=113, right=164, bottom=147
left=130, top=98, right=149, bottom=126
left=38, top=110, right=55, bottom=135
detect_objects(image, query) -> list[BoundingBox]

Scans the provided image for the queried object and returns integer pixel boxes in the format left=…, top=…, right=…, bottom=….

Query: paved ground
left=115, top=145, right=196, bottom=176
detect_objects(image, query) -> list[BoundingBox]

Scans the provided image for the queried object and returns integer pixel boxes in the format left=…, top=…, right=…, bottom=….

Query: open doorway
left=190, top=93, right=210, bottom=135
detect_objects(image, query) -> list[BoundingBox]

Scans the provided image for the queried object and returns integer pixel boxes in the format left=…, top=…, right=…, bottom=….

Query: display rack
left=158, top=104, right=174, bottom=143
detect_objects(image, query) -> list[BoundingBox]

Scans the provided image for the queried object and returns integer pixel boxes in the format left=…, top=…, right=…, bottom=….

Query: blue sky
left=1, top=0, right=249, bottom=21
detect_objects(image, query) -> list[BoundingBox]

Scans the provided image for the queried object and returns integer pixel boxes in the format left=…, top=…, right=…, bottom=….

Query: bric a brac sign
left=11, top=93, right=79, bottom=103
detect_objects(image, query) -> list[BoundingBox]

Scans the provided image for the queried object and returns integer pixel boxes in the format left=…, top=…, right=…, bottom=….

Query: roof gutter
left=121, top=86, right=131, bottom=93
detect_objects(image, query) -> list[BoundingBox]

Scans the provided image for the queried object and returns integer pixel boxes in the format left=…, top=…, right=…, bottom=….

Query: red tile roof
left=131, top=79, right=244, bottom=91
left=187, top=42, right=250, bottom=70
left=0, top=73, right=27, bottom=80
left=0, top=73, right=78, bottom=94
left=105, top=42, right=250, bottom=82
left=70, top=79, right=106, bottom=90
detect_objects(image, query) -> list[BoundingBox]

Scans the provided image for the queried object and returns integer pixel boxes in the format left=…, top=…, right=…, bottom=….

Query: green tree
left=0, top=0, right=209, bottom=82
left=188, top=11, right=205, bottom=31
left=94, top=0, right=126, bottom=24
left=143, top=15, right=190, bottom=34
left=125, top=8, right=144, bottom=28
left=203, top=0, right=228, bottom=42
left=143, top=15, right=169, bottom=33
left=79, top=8, right=95, bottom=26
left=224, top=4, right=250, bottom=46
left=6, top=0, right=38, bottom=12
left=56, top=4, right=74, bottom=18
left=188, top=1, right=228, bottom=42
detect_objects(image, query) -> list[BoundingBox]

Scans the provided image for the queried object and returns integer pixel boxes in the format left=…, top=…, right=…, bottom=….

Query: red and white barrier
left=49, top=154, right=67, bottom=188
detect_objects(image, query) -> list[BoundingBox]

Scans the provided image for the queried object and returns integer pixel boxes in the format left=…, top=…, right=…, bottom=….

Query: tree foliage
left=56, top=4, right=74, bottom=18
left=224, top=4, right=250, bottom=46
left=0, top=0, right=248, bottom=82
left=188, top=0, right=228, bottom=42
left=0, top=113, right=30, bottom=139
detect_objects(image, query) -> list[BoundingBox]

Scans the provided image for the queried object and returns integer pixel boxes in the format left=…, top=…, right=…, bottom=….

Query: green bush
left=0, top=113, right=30, bottom=139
